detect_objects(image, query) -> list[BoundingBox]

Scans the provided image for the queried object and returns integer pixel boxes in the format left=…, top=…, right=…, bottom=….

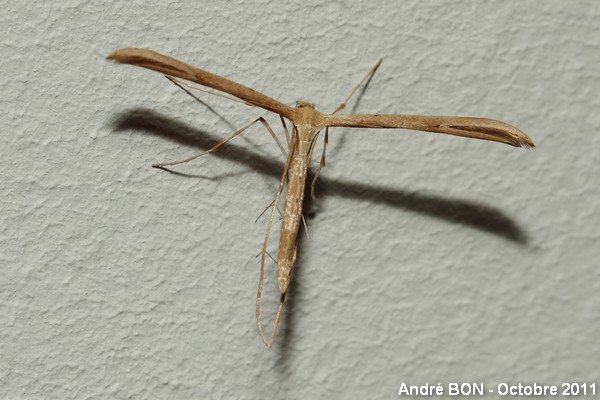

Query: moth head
left=296, top=101, right=315, bottom=109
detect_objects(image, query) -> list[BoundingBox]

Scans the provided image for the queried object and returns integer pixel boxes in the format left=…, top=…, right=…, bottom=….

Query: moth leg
left=280, top=116, right=291, bottom=149
left=259, top=117, right=287, bottom=158
left=254, top=249, right=277, bottom=264
left=165, top=75, right=250, bottom=132
left=151, top=118, right=260, bottom=168
left=301, top=213, right=310, bottom=240
left=310, top=128, right=328, bottom=201
left=331, top=58, right=382, bottom=114
left=165, top=76, right=288, bottom=156
left=253, top=116, right=291, bottom=223
left=308, top=59, right=383, bottom=198
left=152, top=115, right=286, bottom=168
left=255, top=199, right=283, bottom=223
left=165, top=75, right=254, bottom=107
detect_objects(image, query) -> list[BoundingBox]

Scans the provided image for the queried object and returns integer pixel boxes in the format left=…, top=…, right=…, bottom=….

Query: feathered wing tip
left=106, top=48, right=187, bottom=76
left=438, top=117, right=535, bottom=148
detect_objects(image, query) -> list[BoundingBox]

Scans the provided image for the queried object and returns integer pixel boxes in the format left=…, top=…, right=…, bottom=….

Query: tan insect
left=107, top=48, right=534, bottom=346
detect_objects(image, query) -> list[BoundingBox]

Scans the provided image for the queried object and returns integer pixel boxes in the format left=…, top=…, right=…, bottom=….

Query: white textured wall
left=2, top=1, right=599, bottom=398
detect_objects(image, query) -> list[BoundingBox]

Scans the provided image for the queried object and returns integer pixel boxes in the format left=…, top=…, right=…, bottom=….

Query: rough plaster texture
left=1, top=1, right=599, bottom=399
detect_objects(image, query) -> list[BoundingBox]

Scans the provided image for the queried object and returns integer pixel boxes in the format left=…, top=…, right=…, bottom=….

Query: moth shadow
left=110, top=108, right=530, bottom=356
left=319, top=182, right=529, bottom=245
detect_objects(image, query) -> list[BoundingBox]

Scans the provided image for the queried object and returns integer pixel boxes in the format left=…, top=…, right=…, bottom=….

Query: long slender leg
left=259, top=117, right=287, bottom=158
left=255, top=199, right=284, bottom=223
left=152, top=116, right=287, bottom=168
left=253, top=116, right=292, bottom=224
left=166, top=76, right=253, bottom=107
left=168, top=70, right=290, bottom=168
left=301, top=213, right=310, bottom=240
left=310, top=60, right=383, bottom=199
left=152, top=118, right=261, bottom=168
left=280, top=116, right=290, bottom=148
left=310, top=128, right=328, bottom=201
left=166, top=76, right=287, bottom=152
left=165, top=76, right=247, bottom=132
left=256, top=250, right=277, bottom=264
left=331, top=58, right=383, bottom=114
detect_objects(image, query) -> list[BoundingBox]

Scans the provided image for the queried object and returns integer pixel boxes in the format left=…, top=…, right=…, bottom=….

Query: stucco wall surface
left=1, top=1, right=599, bottom=399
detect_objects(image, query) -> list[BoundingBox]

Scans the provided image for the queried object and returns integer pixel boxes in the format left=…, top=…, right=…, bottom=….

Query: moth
left=107, top=48, right=534, bottom=346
